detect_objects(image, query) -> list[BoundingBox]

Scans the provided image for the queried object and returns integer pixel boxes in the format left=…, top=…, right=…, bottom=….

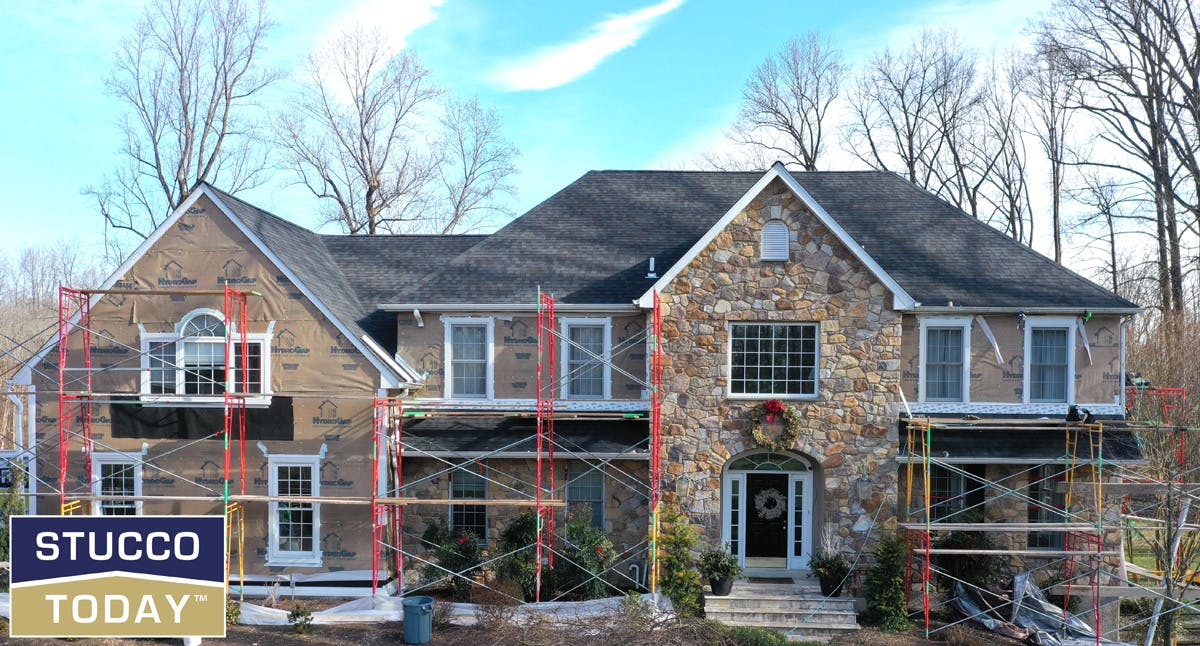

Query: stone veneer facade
left=658, top=178, right=903, bottom=555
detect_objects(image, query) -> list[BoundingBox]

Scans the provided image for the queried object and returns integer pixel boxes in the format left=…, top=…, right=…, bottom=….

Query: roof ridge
left=201, top=183, right=319, bottom=237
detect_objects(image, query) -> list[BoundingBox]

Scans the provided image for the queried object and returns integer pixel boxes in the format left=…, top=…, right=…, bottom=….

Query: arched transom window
left=727, top=452, right=810, bottom=472
left=141, top=309, right=270, bottom=400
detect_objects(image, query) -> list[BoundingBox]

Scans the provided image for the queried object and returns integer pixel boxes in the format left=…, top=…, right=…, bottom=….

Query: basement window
left=268, top=454, right=321, bottom=566
left=140, top=309, right=271, bottom=406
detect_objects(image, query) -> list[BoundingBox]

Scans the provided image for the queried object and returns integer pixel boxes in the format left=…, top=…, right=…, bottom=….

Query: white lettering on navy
left=34, top=531, right=201, bottom=561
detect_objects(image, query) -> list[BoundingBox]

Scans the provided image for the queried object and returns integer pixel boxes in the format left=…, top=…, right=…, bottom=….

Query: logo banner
left=10, top=515, right=225, bottom=638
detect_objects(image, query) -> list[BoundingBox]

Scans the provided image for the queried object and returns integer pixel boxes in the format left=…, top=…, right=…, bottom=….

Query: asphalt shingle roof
left=204, top=168, right=1136, bottom=359
left=389, top=170, right=1138, bottom=310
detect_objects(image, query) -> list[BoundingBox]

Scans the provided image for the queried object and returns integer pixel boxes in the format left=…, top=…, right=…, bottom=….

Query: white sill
left=139, top=394, right=273, bottom=408
left=727, top=393, right=818, bottom=401
left=266, top=555, right=323, bottom=568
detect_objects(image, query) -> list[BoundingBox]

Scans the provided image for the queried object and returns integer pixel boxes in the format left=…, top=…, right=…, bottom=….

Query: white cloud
left=318, top=0, right=443, bottom=59
left=490, top=0, right=685, bottom=92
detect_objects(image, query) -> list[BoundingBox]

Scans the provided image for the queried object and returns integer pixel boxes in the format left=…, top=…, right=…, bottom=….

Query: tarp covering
left=951, top=574, right=1133, bottom=646
left=0, top=591, right=671, bottom=627
left=235, top=593, right=671, bottom=626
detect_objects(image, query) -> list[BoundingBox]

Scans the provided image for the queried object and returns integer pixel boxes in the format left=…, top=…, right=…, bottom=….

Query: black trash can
left=402, top=596, right=434, bottom=644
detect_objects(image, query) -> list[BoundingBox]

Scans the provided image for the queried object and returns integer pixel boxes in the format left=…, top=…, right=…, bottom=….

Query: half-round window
left=727, top=452, right=810, bottom=472
left=761, top=220, right=790, bottom=261
left=181, top=313, right=225, bottom=337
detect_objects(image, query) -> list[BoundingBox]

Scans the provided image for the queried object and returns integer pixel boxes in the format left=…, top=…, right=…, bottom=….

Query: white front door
left=722, top=468, right=813, bottom=569
left=787, top=472, right=813, bottom=570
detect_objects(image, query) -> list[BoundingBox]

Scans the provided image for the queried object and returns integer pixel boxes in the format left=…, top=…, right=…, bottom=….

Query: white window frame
left=267, top=453, right=322, bottom=566
left=566, top=462, right=606, bottom=529
left=1023, top=316, right=1076, bottom=404
left=91, top=451, right=143, bottom=516
left=560, top=317, right=612, bottom=399
left=443, top=316, right=494, bottom=400
left=726, top=321, right=820, bottom=400
left=138, top=308, right=273, bottom=406
left=760, top=219, right=791, bottom=261
left=918, top=316, right=972, bottom=403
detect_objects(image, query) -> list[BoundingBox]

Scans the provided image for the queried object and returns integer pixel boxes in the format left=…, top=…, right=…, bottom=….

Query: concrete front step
left=707, top=608, right=858, bottom=625
left=706, top=595, right=857, bottom=612
left=705, top=580, right=860, bottom=642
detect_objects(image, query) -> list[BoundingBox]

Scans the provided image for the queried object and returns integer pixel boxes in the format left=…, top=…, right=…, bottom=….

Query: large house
left=11, top=162, right=1140, bottom=595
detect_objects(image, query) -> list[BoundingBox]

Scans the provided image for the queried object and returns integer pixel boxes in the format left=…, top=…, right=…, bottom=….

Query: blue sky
left=0, top=0, right=1050, bottom=258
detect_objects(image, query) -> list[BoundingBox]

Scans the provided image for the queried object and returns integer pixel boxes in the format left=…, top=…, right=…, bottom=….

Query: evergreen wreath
left=748, top=399, right=802, bottom=451
left=754, top=487, right=786, bottom=520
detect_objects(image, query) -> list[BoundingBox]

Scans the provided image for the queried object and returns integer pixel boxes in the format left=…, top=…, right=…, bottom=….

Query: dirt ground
left=0, top=622, right=993, bottom=646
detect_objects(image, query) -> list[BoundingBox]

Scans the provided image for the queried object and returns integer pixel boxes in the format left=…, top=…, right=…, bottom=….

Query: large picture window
left=268, top=454, right=321, bottom=565
left=140, top=309, right=270, bottom=403
left=729, top=323, right=818, bottom=397
left=445, top=318, right=493, bottom=399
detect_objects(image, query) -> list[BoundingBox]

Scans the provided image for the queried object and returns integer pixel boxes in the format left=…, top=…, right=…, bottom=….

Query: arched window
left=141, top=309, right=269, bottom=400
left=727, top=451, right=810, bottom=472
left=760, top=220, right=790, bottom=261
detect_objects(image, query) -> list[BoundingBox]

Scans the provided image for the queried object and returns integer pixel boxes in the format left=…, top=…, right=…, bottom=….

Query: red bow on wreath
left=764, top=399, right=785, bottom=423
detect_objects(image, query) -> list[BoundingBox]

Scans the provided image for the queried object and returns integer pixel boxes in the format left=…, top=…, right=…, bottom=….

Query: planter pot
left=818, top=576, right=844, bottom=597
left=709, top=577, right=734, bottom=596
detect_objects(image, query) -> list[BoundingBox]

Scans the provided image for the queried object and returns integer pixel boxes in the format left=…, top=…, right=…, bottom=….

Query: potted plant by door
left=699, top=545, right=742, bottom=596
left=808, top=548, right=851, bottom=597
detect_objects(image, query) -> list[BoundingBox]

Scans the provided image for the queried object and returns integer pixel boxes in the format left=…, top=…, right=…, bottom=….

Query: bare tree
left=435, top=97, right=519, bottom=234
left=276, top=28, right=442, bottom=235
left=732, top=32, right=847, bottom=171
left=85, top=0, right=277, bottom=255
left=1040, top=0, right=1191, bottom=312
left=980, top=62, right=1035, bottom=244
left=1020, top=39, right=1080, bottom=264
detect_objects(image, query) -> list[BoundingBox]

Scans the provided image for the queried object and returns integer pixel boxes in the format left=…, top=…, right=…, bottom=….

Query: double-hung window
left=920, top=317, right=970, bottom=402
left=562, top=318, right=611, bottom=399
left=140, top=309, right=270, bottom=404
left=729, top=323, right=818, bottom=397
left=566, top=462, right=605, bottom=529
left=1027, top=465, right=1067, bottom=549
left=92, top=453, right=142, bottom=516
left=1024, top=318, right=1074, bottom=404
left=268, top=455, right=321, bottom=565
left=450, top=464, right=487, bottom=543
left=445, top=318, right=492, bottom=399
left=928, top=464, right=984, bottom=522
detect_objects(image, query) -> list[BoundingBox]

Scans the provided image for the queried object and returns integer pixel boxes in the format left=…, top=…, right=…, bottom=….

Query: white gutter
left=379, top=303, right=642, bottom=313
left=909, top=306, right=1142, bottom=315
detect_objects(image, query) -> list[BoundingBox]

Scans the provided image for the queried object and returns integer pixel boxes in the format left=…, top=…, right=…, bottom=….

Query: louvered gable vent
left=761, top=220, right=790, bottom=261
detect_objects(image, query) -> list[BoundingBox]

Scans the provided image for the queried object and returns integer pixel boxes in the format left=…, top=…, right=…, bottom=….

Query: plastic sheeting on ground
left=950, top=574, right=1132, bottom=646
left=235, top=592, right=672, bottom=626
